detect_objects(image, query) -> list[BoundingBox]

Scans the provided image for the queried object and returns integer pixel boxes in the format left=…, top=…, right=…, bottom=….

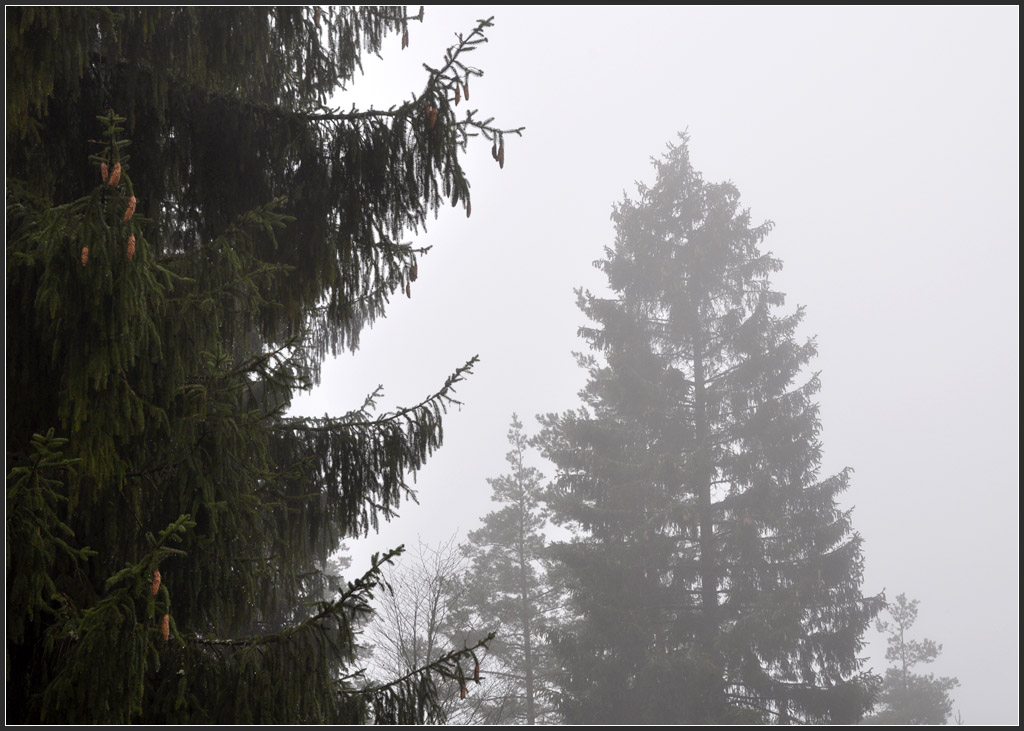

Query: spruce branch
left=280, top=356, right=478, bottom=431
left=352, top=632, right=496, bottom=697
left=188, top=547, right=405, bottom=649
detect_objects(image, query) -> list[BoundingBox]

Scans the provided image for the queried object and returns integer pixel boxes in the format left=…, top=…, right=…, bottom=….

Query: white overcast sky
left=291, top=6, right=1020, bottom=724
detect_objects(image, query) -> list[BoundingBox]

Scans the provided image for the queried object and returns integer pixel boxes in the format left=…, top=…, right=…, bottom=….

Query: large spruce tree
left=537, top=135, right=881, bottom=724
left=6, top=7, right=519, bottom=724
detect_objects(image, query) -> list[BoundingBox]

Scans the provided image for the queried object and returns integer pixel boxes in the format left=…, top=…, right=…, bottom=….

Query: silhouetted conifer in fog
left=864, top=593, right=959, bottom=725
left=6, top=7, right=521, bottom=723
left=537, top=134, right=882, bottom=724
left=455, top=415, right=562, bottom=724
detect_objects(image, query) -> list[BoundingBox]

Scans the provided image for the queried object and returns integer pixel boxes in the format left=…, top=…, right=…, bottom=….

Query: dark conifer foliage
left=6, top=7, right=518, bottom=724
left=538, top=135, right=881, bottom=724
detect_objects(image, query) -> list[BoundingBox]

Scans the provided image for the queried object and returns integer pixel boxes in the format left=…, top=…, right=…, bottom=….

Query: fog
left=290, top=6, right=1019, bottom=724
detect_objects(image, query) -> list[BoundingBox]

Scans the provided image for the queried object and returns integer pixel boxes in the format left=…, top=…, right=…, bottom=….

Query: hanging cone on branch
left=127, top=234, right=136, bottom=260
left=108, top=162, right=121, bottom=186
left=80, top=246, right=89, bottom=267
left=123, top=195, right=137, bottom=222
left=150, top=569, right=161, bottom=596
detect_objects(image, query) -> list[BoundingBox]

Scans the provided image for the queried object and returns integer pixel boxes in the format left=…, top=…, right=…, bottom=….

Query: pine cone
left=314, top=6, right=321, bottom=28
left=406, top=282, right=411, bottom=298
left=455, top=84, right=460, bottom=105
left=161, top=613, right=170, bottom=642
left=151, top=569, right=161, bottom=596
left=498, top=139, right=505, bottom=169
left=108, top=162, right=122, bottom=187
left=410, top=263, right=418, bottom=282
left=123, top=195, right=137, bottom=222
left=463, top=80, right=469, bottom=100
left=474, top=661, right=480, bottom=683
left=80, top=246, right=89, bottom=267
left=466, top=199, right=471, bottom=218
left=459, top=682, right=467, bottom=700
left=402, top=29, right=408, bottom=49
left=101, top=162, right=108, bottom=183
left=127, top=234, right=137, bottom=260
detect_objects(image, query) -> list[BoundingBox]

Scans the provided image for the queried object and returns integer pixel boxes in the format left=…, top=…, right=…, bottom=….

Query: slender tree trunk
left=693, top=303, right=721, bottom=720
left=693, top=316, right=717, bottom=638
left=900, top=625, right=909, bottom=695
left=779, top=697, right=791, bottom=725
left=519, top=497, right=536, bottom=724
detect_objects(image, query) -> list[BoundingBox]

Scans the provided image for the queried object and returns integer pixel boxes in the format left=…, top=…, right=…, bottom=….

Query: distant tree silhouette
left=456, top=415, right=562, bottom=724
left=538, top=135, right=882, bottom=724
left=864, top=593, right=959, bottom=725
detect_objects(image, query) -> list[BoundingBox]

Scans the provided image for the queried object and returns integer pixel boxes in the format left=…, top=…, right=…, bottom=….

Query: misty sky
left=290, top=6, right=1020, bottom=724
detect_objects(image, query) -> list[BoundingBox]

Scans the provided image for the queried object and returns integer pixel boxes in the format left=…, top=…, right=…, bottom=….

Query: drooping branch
left=188, top=546, right=404, bottom=649
left=280, top=357, right=478, bottom=432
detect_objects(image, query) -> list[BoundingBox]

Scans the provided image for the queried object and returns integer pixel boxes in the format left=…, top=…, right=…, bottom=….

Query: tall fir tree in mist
left=456, top=414, right=561, bottom=724
left=537, top=135, right=881, bottom=724
left=6, top=7, right=520, bottom=724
